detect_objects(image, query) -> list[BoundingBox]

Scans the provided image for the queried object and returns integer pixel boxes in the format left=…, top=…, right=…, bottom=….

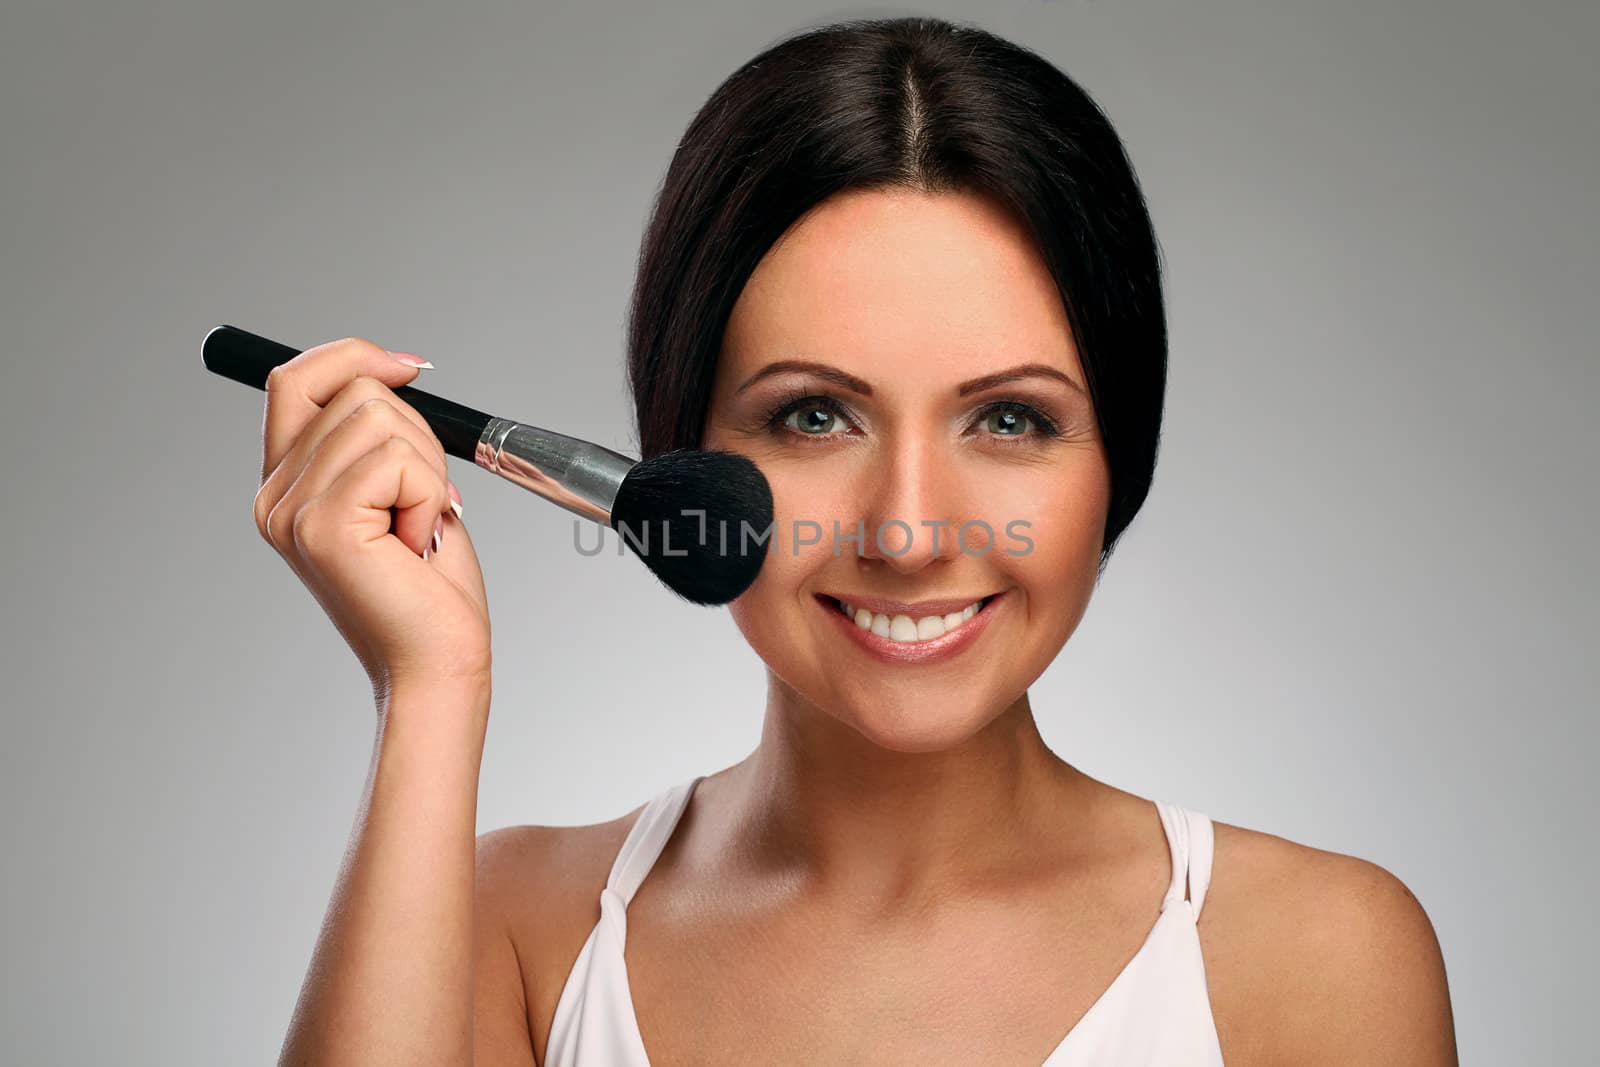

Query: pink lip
left=816, top=591, right=1006, bottom=665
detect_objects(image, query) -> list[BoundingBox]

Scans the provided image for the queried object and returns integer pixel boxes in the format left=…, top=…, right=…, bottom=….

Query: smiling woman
left=486, top=16, right=1455, bottom=1067
left=494, top=16, right=1456, bottom=1067
left=268, top=13, right=1458, bottom=1067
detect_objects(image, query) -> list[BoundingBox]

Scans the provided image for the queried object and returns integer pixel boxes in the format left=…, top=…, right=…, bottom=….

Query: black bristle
left=609, top=449, right=774, bottom=606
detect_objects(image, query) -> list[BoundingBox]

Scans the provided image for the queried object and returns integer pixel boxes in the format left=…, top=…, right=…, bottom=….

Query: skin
left=469, top=188, right=1458, bottom=1064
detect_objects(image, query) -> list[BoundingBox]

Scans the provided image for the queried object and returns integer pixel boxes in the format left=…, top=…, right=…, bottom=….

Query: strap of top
left=1156, top=800, right=1215, bottom=919
left=605, top=775, right=704, bottom=904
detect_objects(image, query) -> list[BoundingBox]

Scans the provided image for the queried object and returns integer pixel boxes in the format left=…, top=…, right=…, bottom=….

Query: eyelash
left=761, top=390, right=1064, bottom=447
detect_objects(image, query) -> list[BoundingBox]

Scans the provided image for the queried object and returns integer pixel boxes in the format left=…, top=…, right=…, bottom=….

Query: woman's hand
left=252, top=336, right=491, bottom=700
left=256, top=346, right=511, bottom=1065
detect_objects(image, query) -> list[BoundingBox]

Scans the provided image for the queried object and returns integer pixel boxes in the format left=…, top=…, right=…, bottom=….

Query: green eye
left=782, top=402, right=850, bottom=435
left=982, top=406, right=1034, bottom=436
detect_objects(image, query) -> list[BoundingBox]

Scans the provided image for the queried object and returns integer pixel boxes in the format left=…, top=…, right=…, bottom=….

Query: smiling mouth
left=822, top=594, right=996, bottom=644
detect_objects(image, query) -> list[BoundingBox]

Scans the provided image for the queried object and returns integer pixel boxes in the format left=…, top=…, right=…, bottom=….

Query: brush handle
left=202, top=323, right=637, bottom=524
left=201, top=324, right=492, bottom=462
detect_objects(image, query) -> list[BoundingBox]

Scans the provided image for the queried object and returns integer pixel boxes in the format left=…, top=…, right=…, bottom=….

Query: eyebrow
left=732, top=360, right=1087, bottom=400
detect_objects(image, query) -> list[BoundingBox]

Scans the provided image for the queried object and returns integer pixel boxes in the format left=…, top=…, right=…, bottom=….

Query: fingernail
left=446, top=480, right=464, bottom=521
left=431, top=514, right=444, bottom=556
left=387, top=350, right=434, bottom=369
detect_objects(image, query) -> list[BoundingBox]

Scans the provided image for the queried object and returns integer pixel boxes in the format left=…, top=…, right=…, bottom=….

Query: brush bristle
left=609, top=449, right=774, bottom=606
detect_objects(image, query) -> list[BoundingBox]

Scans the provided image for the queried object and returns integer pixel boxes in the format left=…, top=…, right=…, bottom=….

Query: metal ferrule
left=473, top=416, right=635, bottom=524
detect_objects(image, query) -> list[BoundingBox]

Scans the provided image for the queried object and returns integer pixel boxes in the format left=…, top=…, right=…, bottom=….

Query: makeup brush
left=202, top=324, right=773, bottom=606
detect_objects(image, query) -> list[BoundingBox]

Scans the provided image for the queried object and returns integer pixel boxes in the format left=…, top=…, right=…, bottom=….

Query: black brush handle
left=201, top=324, right=492, bottom=462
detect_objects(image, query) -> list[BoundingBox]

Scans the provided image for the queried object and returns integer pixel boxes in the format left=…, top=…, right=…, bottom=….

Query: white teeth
left=889, top=615, right=919, bottom=641
left=836, top=597, right=988, bottom=643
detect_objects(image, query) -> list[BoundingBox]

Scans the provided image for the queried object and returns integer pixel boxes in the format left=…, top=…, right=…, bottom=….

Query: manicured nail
left=387, top=350, right=434, bottom=369
left=431, top=514, right=444, bottom=556
left=446, top=480, right=464, bottom=521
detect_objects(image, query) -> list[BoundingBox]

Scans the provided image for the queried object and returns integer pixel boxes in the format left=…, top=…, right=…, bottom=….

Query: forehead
left=718, top=187, right=1079, bottom=386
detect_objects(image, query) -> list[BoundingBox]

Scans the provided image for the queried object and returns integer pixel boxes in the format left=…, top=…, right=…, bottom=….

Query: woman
left=261, top=16, right=1457, bottom=1065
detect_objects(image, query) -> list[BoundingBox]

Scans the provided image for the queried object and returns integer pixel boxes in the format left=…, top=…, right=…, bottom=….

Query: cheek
left=966, top=453, right=1108, bottom=552
left=758, top=461, right=863, bottom=570
left=724, top=466, right=848, bottom=619
left=725, top=544, right=828, bottom=701
left=721, top=466, right=862, bottom=685
left=975, top=452, right=1109, bottom=612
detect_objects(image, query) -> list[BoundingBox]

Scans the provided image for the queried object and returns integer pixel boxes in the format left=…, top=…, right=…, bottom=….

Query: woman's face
left=701, top=186, right=1111, bottom=753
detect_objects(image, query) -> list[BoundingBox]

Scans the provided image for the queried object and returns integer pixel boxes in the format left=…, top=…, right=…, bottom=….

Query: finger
left=260, top=336, right=430, bottom=480
left=429, top=500, right=488, bottom=609
left=289, top=435, right=447, bottom=568
left=266, top=398, right=448, bottom=554
left=257, top=379, right=449, bottom=525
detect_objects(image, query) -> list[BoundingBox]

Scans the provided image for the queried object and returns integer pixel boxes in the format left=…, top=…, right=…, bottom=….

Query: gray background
left=3, top=1, right=1594, bottom=1062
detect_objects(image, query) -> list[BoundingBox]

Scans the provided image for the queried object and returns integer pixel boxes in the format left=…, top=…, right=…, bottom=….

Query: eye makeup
left=757, top=386, right=1068, bottom=448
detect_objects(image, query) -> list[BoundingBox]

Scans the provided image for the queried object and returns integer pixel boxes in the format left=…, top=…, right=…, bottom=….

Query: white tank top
left=545, top=775, right=1224, bottom=1065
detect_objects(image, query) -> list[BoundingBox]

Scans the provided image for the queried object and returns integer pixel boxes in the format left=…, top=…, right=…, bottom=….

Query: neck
left=721, top=675, right=1096, bottom=913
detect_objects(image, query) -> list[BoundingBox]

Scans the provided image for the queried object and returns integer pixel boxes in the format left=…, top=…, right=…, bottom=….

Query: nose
left=853, top=434, right=969, bottom=574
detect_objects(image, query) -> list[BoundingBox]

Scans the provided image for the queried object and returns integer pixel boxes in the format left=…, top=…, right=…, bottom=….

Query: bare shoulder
left=474, top=809, right=642, bottom=949
left=1201, top=818, right=1458, bottom=1065
left=473, top=803, right=652, bottom=1063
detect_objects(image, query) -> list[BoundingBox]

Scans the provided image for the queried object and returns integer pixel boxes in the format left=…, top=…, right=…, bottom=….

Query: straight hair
left=627, top=15, right=1167, bottom=570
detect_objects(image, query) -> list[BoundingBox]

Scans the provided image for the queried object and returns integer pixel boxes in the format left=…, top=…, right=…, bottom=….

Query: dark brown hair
left=626, top=15, right=1166, bottom=570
